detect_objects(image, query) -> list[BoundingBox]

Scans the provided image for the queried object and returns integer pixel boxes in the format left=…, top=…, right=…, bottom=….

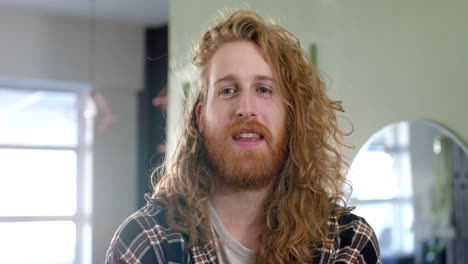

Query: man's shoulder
left=113, top=199, right=174, bottom=243
left=323, top=210, right=382, bottom=263
left=106, top=198, right=190, bottom=263
left=334, top=211, right=376, bottom=241
left=335, top=211, right=370, bottom=228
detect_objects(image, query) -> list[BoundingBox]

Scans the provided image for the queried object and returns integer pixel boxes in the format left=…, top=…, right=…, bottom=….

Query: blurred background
left=0, top=0, right=467, bottom=263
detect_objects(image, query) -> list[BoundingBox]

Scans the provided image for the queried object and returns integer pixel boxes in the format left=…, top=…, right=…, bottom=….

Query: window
left=0, top=79, right=94, bottom=264
left=348, top=122, right=414, bottom=258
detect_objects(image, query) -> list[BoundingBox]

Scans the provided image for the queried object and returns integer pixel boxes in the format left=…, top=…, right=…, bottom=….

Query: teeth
left=237, top=133, right=260, bottom=139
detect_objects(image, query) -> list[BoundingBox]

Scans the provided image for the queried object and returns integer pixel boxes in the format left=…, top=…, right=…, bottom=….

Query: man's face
left=196, top=40, right=287, bottom=190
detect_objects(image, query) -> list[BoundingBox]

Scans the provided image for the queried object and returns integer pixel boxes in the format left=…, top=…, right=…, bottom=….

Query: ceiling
left=0, top=0, right=168, bottom=26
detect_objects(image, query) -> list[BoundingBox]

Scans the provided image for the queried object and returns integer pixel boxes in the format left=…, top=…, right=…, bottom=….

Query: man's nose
left=235, top=90, right=256, bottom=118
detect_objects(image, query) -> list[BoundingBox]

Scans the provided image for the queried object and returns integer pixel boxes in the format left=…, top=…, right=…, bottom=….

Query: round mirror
left=348, top=120, right=468, bottom=263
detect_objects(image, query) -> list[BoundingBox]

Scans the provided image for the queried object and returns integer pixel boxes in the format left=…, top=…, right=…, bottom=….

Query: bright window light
left=0, top=149, right=77, bottom=216
left=0, top=81, right=93, bottom=264
left=349, top=151, right=396, bottom=200
left=348, top=122, right=414, bottom=258
left=0, top=89, right=78, bottom=147
left=0, top=221, right=76, bottom=264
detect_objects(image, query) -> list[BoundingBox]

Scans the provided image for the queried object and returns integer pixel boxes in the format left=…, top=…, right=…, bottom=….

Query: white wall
left=0, top=7, right=143, bottom=263
left=168, top=0, right=468, bottom=161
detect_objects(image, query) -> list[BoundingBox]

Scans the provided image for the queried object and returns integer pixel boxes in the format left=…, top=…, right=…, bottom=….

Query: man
left=106, top=10, right=381, bottom=264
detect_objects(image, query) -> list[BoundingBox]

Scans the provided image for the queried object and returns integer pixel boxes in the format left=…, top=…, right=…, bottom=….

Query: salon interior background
left=0, top=0, right=467, bottom=263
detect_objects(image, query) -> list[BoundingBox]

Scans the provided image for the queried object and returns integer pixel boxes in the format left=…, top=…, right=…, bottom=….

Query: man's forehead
left=208, top=41, right=274, bottom=83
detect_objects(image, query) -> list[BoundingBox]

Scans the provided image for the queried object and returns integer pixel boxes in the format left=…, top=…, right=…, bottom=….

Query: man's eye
left=258, top=87, right=271, bottom=94
left=221, top=88, right=235, bottom=95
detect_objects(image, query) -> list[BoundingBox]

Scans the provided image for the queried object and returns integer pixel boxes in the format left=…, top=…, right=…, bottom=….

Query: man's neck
left=209, top=184, right=272, bottom=250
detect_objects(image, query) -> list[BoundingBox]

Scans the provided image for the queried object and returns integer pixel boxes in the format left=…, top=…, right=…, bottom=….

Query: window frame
left=0, top=78, right=93, bottom=264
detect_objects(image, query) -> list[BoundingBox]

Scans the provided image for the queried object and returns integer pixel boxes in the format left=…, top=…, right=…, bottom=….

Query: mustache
left=225, top=120, right=273, bottom=143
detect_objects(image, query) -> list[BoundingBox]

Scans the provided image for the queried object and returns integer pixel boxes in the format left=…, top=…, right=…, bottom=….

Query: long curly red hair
left=153, top=10, right=351, bottom=263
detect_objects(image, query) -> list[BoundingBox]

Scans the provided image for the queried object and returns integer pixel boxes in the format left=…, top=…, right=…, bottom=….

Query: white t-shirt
left=207, top=202, right=256, bottom=264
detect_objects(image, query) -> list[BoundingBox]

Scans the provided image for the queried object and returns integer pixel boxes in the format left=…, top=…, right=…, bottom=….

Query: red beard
left=203, top=119, right=287, bottom=190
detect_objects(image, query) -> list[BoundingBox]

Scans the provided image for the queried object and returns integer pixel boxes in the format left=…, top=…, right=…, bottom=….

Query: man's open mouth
left=232, top=129, right=264, bottom=140
left=233, top=132, right=263, bottom=139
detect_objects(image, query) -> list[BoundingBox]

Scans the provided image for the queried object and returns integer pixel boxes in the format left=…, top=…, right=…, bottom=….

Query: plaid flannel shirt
left=106, top=195, right=381, bottom=264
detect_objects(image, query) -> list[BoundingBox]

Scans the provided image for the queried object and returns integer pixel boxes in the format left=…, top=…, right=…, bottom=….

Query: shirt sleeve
left=334, top=213, right=382, bottom=264
left=105, top=208, right=189, bottom=264
left=105, top=215, right=160, bottom=264
left=358, top=219, right=382, bottom=264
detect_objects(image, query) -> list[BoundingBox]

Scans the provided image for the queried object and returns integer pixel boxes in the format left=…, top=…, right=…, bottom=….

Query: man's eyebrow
left=255, top=75, right=275, bottom=83
left=214, top=74, right=237, bottom=85
left=214, top=74, right=276, bottom=85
